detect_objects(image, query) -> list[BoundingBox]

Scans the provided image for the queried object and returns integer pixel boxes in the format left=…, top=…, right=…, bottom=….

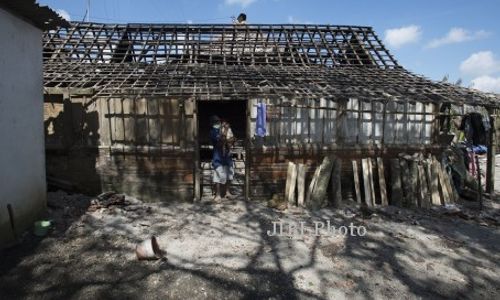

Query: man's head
left=210, top=115, right=221, bottom=127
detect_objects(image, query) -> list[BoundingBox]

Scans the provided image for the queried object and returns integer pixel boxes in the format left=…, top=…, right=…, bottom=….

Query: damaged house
left=42, top=20, right=500, bottom=205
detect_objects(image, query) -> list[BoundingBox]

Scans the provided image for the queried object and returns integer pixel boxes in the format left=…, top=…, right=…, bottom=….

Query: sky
left=39, top=0, right=500, bottom=93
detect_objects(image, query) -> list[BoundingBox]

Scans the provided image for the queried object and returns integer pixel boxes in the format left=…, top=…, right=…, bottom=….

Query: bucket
left=34, top=220, right=52, bottom=237
left=135, top=236, right=164, bottom=260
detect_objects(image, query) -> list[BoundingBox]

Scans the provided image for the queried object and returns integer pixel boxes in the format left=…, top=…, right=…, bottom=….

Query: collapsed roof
left=43, top=22, right=500, bottom=107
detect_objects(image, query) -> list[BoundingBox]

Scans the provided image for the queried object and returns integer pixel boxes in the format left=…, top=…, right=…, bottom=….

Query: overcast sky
left=39, top=0, right=500, bottom=93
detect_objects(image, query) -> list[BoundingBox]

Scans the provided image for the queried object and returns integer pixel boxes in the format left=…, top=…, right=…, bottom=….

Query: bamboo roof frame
left=43, top=22, right=500, bottom=107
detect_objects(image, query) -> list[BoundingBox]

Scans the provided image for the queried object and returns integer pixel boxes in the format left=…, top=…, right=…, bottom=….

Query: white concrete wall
left=0, top=7, right=46, bottom=247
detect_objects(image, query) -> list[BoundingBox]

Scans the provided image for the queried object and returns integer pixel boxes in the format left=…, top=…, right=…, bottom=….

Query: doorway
left=197, top=100, right=248, bottom=199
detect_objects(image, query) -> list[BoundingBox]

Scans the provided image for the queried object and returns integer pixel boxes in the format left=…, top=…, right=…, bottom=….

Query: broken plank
left=309, top=156, right=335, bottom=210
left=352, top=160, right=362, bottom=204
left=306, top=164, right=322, bottom=207
left=376, top=157, right=388, bottom=206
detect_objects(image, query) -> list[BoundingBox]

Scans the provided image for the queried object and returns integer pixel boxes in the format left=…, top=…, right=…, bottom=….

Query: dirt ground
left=1, top=191, right=500, bottom=300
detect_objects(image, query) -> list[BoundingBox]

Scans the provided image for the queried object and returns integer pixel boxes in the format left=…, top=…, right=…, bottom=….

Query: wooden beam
left=285, top=162, right=297, bottom=206
left=193, top=99, right=201, bottom=202
left=306, top=164, right=322, bottom=206
left=245, top=99, right=252, bottom=200
left=377, top=157, right=388, bottom=206
left=427, top=157, right=441, bottom=206
left=362, top=158, right=373, bottom=207
left=308, top=156, right=335, bottom=210
left=297, top=163, right=306, bottom=207
left=352, top=160, right=362, bottom=204
left=330, top=157, right=342, bottom=208
left=417, top=163, right=430, bottom=208
left=486, top=110, right=496, bottom=194
left=389, top=159, right=403, bottom=206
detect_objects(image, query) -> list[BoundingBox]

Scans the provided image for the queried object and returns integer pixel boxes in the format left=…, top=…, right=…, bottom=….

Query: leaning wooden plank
left=308, top=156, right=335, bottom=210
left=330, top=158, right=342, bottom=208
left=433, top=157, right=450, bottom=205
left=417, top=163, right=431, bottom=209
left=306, top=164, right=322, bottom=206
left=408, top=160, right=419, bottom=208
left=287, top=162, right=298, bottom=206
left=389, top=159, right=403, bottom=207
left=428, top=157, right=442, bottom=206
left=439, top=161, right=455, bottom=203
left=362, top=158, right=373, bottom=207
left=297, top=164, right=306, bottom=207
left=285, top=162, right=294, bottom=205
left=352, top=160, right=362, bottom=204
left=376, top=157, right=388, bottom=206
left=367, top=158, right=376, bottom=205
left=399, top=158, right=411, bottom=207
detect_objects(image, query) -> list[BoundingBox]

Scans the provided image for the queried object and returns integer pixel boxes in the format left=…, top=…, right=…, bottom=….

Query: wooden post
left=193, top=99, right=200, bottom=202
left=362, top=158, right=373, bottom=207
left=399, top=158, right=411, bottom=207
left=486, top=109, right=496, bottom=194
left=417, top=163, right=430, bottom=208
left=389, top=159, right=403, bottom=206
left=245, top=99, right=252, bottom=200
left=352, top=160, right=362, bottom=204
left=297, top=163, right=306, bottom=207
left=377, top=157, right=388, bottom=206
left=428, top=157, right=441, bottom=206
left=330, top=157, right=342, bottom=208
left=285, top=162, right=297, bottom=206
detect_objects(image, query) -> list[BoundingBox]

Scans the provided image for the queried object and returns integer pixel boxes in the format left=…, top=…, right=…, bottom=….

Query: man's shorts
left=213, top=164, right=235, bottom=184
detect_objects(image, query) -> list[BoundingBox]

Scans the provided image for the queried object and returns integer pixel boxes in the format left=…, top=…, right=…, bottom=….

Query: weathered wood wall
left=45, top=91, right=443, bottom=202
left=44, top=94, right=195, bottom=202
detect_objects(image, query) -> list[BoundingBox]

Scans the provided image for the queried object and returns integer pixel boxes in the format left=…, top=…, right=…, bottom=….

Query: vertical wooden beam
left=389, top=159, right=403, bottom=207
left=352, top=160, right=362, bottom=204
left=486, top=109, right=496, bottom=194
left=285, top=162, right=297, bottom=206
left=245, top=99, right=252, bottom=200
left=330, top=157, right=342, bottom=208
left=428, top=156, right=441, bottom=206
left=377, top=157, right=388, bottom=206
left=193, top=99, right=200, bottom=202
left=362, top=158, right=373, bottom=207
left=297, top=163, right=306, bottom=207
left=417, top=163, right=430, bottom=208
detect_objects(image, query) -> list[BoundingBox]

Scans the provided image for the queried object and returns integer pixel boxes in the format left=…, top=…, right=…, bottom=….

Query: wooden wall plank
left=377, top=157, right=388, bottom=206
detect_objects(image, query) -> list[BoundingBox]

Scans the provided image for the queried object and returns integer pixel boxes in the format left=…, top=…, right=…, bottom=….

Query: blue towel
left=256, top=102, right=267, bottom=137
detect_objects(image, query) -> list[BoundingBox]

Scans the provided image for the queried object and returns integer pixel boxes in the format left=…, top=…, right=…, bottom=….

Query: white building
left=0, top=0, right=68, bottom=247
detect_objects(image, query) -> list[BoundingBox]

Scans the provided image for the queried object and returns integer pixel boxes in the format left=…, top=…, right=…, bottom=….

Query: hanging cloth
left=256, top=102, right=267, bottom=137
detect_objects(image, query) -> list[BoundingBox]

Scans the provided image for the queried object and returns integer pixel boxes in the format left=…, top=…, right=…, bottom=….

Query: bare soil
left=1, top=191, right=500, bottom=299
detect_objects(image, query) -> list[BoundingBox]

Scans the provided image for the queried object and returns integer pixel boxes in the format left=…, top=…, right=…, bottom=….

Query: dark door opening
left=197, top=100, right=247, bottom=199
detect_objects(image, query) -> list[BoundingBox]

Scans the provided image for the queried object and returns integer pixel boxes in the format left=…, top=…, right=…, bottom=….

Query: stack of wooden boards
left=285, top=156, right=342, bottom=210
left=353, top=154, right=457, bottom=208
left=284, top=153, right=457, bottom=211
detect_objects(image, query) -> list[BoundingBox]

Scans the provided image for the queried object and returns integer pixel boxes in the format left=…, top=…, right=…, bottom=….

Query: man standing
left=210, top=115, right=236, bottom=202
